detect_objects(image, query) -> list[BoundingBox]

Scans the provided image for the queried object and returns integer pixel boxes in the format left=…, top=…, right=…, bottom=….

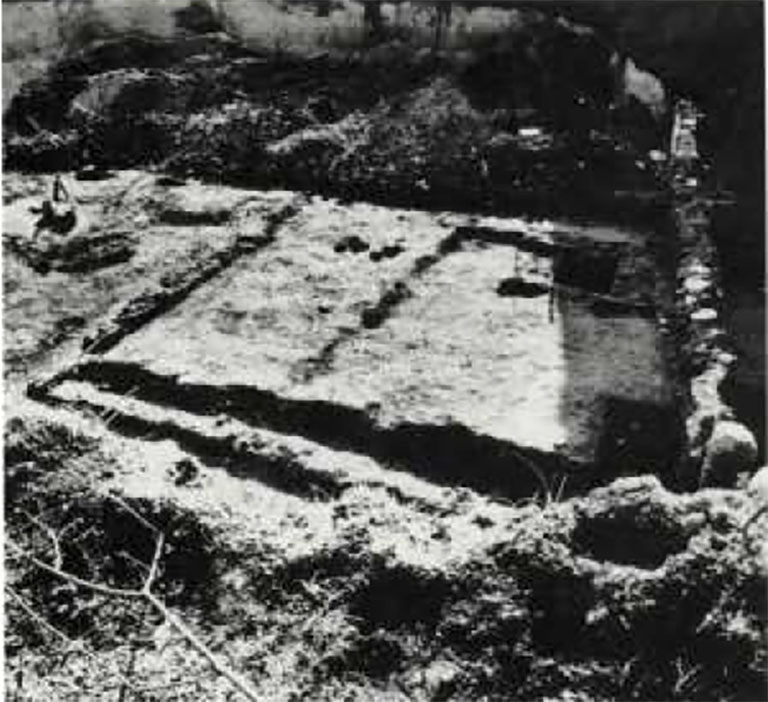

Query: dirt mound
left=4, top=33, right=258, bottom=136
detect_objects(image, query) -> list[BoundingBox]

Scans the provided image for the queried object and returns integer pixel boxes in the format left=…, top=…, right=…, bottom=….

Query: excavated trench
left=8, top=102, right=751, bottom=507
left=35, top=360, right=579, bottom=499
left=21, top=183, right=682, bottom=502
left=5, top=36, right=751, bottom=504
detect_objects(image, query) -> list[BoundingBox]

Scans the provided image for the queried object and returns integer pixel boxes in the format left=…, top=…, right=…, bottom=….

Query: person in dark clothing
left=32, top=175, right=77, bottom=241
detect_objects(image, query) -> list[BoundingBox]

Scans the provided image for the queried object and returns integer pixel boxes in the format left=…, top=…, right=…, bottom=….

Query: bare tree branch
left=742, top=505, right=768, bottom=534
left=118, top=549, right=151, bottom=575
left=143, top=532, right=165, bottom=594
left=7, top=537, right=145, bottom=600
left=8, top=513, right=261, bottom=701
left=145, top=592, right=260, bottom=701
left=20, top=509, right=64, bottom=569
left=107, top=492, right=160, bottom=534
left=7, top=586, right=75, bottom=646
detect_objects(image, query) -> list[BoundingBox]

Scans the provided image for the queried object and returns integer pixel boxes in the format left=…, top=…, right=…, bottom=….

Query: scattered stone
left=683, top=276, right=710, bottom=294
left=691, top=307, right=718, bottom=322
left=572, top=475, right=688, bottom=568
left=716, top=351, right=737, bottom=366
left=423, top=659, right=461, bottom=698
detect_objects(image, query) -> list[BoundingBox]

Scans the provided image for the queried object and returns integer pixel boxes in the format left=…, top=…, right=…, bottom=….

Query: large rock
left=701, top=419, right=759, bottom=488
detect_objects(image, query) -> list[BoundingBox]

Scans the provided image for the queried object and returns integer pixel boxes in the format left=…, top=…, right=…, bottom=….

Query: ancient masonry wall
left=667, top=99, right=759, bottom=487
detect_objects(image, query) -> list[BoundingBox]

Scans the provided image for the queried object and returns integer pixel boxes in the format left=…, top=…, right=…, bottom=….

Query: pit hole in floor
left=571, top=482, right=690, bottom=570
left=334, top=235, right=369, bottom=254
left=497, top=277, right=549, bottom=298
left=554, top=247, right=620, bottom=294
left=156, top=207, right=232, bottom=226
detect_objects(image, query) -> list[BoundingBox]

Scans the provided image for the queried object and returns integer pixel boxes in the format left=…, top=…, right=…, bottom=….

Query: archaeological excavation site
left=3, top=1, right=766, bottom=700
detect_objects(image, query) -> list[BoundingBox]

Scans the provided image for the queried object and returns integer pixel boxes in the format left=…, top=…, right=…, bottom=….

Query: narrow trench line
left=291, top=227, right=464, bottom=384
left=80, top=199, right=305, bottom=356
left=34, top=391, right=346, bottom=501
left=33, top=359, right=591, bottom=501
left=30, top=389, right=448, bottom=513
left=294, top=223, right=653, bottom=385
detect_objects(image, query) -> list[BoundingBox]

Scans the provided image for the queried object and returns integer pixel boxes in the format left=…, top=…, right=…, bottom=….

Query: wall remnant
left=667, top=99, right=758, bottom=488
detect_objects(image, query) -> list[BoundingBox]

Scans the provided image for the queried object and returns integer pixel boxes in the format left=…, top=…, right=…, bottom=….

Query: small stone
left=683, top=276, right=710, bottom=294
left=681, top=511, right=707, bottom=532
left=691, top=308, right=718, bottom=322
left=716, top=351, right=736, bottom=366
left=686, top=263, right=710, bottom=277
left=423, top=660, right=460, bottom=696
left=759, top=542, right=768, bottom=574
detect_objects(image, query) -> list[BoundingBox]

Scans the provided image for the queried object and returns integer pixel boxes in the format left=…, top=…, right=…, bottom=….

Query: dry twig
left=7, top=506, right=261, bottom=701
left=20, top=509, right=64, bottom=569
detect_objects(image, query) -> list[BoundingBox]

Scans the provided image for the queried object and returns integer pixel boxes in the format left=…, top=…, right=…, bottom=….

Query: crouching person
left=32, top=175, right=77, bottom=241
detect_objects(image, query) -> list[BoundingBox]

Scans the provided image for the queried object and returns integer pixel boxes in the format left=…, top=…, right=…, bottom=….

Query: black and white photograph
left=2, top=0, right=766, bottom=699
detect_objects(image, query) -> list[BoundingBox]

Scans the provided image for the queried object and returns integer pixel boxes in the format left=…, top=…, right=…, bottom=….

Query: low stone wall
left=668, top=102, right=758, bottom=488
